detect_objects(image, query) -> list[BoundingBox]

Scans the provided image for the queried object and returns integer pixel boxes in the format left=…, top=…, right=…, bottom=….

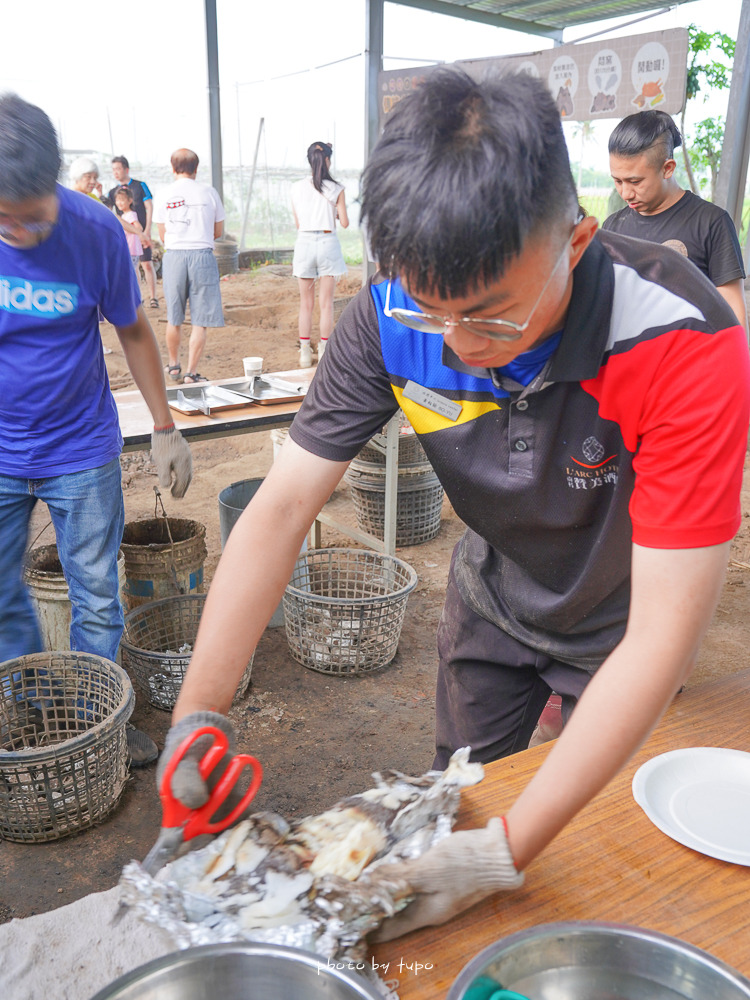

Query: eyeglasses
left=0, top=217, right=56, bottom=239
left=384, top=218, right=581, bottom=342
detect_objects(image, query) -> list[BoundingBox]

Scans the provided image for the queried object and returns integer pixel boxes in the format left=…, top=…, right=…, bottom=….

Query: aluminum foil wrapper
left=119, top=748, right=483, bottom=998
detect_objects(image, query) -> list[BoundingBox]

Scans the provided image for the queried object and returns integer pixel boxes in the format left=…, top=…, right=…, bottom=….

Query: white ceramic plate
left=632, top=747, right=750, bottom=866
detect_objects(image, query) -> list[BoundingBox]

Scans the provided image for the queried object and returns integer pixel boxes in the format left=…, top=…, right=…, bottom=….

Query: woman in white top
left=290, top=141, right=349, bottom=367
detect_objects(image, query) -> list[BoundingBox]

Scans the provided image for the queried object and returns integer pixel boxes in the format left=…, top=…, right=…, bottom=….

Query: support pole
left=363, top=0, right=384, bottom=280
left=240, top=118, right=265, bottom=253
left=205, top=0, right=223, bottom=202
left=715, top=0, right=750, bottom=231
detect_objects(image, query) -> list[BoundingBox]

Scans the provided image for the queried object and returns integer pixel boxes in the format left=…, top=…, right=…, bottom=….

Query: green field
left=230, top=190, right=750, bottom=268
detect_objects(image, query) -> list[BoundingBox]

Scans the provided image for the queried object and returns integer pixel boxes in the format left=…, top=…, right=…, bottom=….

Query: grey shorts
left=162, top=248, right=225, bottom=328
left=292, top=231, right=347, bottom=279
left=433, top=550, right=594, bottom=768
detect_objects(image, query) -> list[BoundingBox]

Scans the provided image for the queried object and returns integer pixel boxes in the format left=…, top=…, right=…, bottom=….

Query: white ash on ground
left=231, top=690, right=290, bottom=728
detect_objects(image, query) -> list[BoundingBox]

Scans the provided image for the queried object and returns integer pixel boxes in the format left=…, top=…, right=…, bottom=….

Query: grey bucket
left=218, top=478, right=306, bottom=627
left=213, top=235, right=239, bottom=276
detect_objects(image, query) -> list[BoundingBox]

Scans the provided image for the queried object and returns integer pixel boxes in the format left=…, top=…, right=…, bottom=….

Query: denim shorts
left=162, top=248, right=225, bottom=327
left=293, top=231, right=347, bottom=279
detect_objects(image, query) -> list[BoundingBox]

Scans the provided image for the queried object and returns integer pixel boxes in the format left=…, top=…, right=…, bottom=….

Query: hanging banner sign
left=379, top=28, right=688, bottom=125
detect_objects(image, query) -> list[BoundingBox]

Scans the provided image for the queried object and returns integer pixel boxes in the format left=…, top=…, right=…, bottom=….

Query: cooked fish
left=119, top=748, right=483, bottom=960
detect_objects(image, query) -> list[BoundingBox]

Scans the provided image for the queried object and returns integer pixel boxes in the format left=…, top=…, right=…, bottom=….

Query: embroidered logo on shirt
left=582, top=436, right=605, bottom=463
left=0, top=276, right=78, bottom=317
left=566, top=436, right=619, bottom=490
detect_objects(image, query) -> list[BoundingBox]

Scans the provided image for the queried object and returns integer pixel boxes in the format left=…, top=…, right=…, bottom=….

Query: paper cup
left=243, top=356, right=263, bottom=378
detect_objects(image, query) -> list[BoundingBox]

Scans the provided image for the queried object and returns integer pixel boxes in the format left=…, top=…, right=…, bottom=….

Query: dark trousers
left=434, top=563, right=594, bottom=769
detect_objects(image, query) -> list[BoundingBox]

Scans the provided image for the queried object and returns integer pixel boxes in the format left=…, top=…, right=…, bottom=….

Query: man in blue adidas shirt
left=159, top=70, right=749, bottom=935
left=0, top=94, right=192, bottom=733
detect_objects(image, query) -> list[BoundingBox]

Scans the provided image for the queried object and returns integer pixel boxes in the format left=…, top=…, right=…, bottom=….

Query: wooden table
left=114, top=369, right=313, bottom=452
left=372, top=670, right=750, bottom=998
left=114, top=370, right=402, bottom=554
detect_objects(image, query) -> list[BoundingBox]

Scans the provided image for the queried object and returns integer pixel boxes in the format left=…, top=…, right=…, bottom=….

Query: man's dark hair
left=171, top=148, right=199, bottom=175
left=112, top=155, right=130, bottom=170
left=360, top=67, right=578, bottom=298
left=608, top=110, right=682, bottom=166
left=0, top=93, right=61, bottom=201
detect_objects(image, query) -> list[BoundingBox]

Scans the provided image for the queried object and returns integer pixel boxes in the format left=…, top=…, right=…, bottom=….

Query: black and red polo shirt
left=289, top=231, right=750, bottom=668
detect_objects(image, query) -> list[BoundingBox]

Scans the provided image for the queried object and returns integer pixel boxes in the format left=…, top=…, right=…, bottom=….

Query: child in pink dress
left=114, top=186, right=143, bottom=276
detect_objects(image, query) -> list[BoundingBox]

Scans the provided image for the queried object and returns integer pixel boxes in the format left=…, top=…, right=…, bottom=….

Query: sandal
left=183, top=372, right=208, bottom=384
left=149, top=298, right=159, bottom=308
left=166, top=363, right=182, bottom=381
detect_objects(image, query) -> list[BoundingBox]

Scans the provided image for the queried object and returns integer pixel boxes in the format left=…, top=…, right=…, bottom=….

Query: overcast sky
left=1, top=0, right=743, bottom=178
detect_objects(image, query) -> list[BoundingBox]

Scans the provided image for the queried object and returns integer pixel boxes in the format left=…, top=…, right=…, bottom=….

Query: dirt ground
left=2, top=266, right=749, bottom=925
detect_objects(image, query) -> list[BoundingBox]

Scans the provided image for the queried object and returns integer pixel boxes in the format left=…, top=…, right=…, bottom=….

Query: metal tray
left=215, top=377, right=306, bottom=405
left=166, top=385, right=253, bottom=416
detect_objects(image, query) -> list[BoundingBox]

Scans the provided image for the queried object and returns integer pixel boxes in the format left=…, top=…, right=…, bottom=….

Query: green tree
left=681, top=24, right=735, bottom=197
left=571, top=120, right=595, bottom=191
left=688, top=117, right=726, bottom=200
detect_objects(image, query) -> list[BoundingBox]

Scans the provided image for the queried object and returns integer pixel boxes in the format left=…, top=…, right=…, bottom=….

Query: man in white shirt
left=153, top=149, right=225, bottom=384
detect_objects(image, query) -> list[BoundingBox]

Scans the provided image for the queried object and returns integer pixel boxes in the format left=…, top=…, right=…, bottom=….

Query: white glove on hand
left=371, top=818, right=524, bottom=942
left=156, top=710, right=245, bottom=819
left=151, top=425, right=192, bottom=498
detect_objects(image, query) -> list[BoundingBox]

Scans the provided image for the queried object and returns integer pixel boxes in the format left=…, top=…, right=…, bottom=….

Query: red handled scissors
left=141, top=725, right=263, bottom=875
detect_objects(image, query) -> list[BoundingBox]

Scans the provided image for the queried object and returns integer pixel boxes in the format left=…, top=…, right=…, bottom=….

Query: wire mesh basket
left=0, top=652, right=134, bottom=843
left=283, top=548, right=418, bottom=676
left=345, top=462, right=444, bottom=547
left=120, top=594, right=254, bottom=711
left=357, top=412, right=427, bottom=467
left=357, top=431, right=427, bottom=466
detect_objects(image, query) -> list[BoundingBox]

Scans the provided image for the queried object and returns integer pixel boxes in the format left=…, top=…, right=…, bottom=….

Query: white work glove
left=150, top=424, right=192, bottom=498
left=371, top=818, right=524, bottom=942
left=156, top=710, right=250, bottom=824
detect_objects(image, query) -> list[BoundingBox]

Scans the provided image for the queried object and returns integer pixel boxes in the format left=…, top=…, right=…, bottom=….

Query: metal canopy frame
left=363, top=0, right=750, bottom=234
left=201, top=1, right=748, bottom=251
left=384, top=0, right=688, bottom=39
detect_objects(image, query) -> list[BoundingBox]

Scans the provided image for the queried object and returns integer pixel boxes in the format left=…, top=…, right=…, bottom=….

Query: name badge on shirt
left=403, top=380, right=463, bottom=421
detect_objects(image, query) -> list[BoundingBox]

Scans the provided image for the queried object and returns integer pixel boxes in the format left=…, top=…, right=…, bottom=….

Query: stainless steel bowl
left=89, top=943, right=383, bottom=1000
left=447, top=922, right=750, bottom=1000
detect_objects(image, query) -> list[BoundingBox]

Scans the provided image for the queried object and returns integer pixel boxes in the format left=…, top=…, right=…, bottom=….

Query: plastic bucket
left=25, top=544, right=126, bottom=651
left=120, top=518, right=207, bottom=612
left=213, top=236, right=239, bottom=276
left=218, top=478, right=305, bottom=627
left=219, top=478, right=264, bottom=548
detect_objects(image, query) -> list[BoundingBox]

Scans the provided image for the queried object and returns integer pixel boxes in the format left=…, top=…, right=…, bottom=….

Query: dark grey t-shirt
left=602, top=190, right=745, bottom=287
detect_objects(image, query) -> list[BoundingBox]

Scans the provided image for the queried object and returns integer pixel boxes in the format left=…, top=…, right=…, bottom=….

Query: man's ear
left=663, top=157, right=677, bottom=180
left=569, top=214, right=598, bottom=269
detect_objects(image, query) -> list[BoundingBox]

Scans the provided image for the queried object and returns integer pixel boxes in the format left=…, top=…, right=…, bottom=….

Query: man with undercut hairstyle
left=604, top=109, right=747, bottom=333
left=156, top=70, right=750, bottom=937
left=0, top=93, right=192, bottom=764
